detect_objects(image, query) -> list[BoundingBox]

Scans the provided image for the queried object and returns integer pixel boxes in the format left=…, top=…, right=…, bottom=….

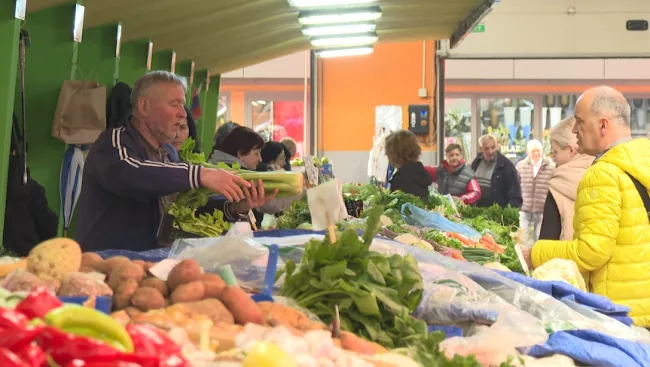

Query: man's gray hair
left=478, top=134, right=498, bottom=148
left=131, top=70, right=188, bottom=109
left=590, top=86, right=631, bottom=126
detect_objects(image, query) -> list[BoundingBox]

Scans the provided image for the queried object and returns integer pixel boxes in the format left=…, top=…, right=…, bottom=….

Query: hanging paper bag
left=52, top=80, right=106, bottom=144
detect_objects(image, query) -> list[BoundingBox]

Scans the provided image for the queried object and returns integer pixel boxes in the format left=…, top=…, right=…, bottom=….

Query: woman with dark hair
left=209, top=126, right=264, bottom=169
left=257, top=141, right=288, bottom=172
left=212, top=121, right=239, bottom=154
left=209, top=127, right=302, bottom=227
left=171, top=106, right=200, bottom=153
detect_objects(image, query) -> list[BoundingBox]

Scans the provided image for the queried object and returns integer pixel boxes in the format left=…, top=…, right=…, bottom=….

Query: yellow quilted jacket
left=532, top=138, right=650, bottom=327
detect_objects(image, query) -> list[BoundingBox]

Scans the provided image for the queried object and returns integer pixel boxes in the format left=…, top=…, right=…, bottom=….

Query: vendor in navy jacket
left=75, top=71, right=276, bottom=252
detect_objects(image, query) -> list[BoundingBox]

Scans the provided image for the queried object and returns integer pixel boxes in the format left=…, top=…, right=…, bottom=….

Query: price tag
left=514, top=244, right=531, bottom=276
left=302, top=156, right=319, bottom=187
left=149, top=259, right=180, bottom=281
left=248, top=210, right=258, bottom=231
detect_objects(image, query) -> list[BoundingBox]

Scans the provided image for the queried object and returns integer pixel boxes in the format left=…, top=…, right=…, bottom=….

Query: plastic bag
left=401, top=203, right=481, bottom=241
left=370, top=237, right=650, bottom=344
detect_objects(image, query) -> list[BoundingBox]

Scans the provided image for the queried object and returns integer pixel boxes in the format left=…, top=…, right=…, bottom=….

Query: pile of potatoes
left=81, top=254, right=227, bottom=312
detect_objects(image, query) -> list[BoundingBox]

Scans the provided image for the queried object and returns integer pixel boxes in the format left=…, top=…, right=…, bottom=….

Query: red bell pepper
left=16, top=344, right=46, bottom=367
left=15, top=287, right=62, bottom=320
left=0, top=309, right=29, bottom=330
left=126, top=324, right=189, bottom=367
left=65, top=362, right=143, bottom=367
left=0, top=326, right=43, bottom=352
left=0, top=347, right=29, bottom=367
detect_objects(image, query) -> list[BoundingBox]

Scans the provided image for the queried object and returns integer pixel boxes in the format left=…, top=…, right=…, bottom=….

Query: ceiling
left=26, top=0, right=492, bottom=75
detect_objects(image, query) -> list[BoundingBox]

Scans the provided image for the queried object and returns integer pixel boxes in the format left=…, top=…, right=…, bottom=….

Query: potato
left=167, top=259, right=202, bottom=290
left=170, top=281, right=205, bottom=304
left=143, top=262, right=156, bottom=273
left=140, top=277, right=169, bottom=297
left=79, top=266, right=95, bottom=273
left=107, top=263, right=145, bottom=291
left=203, top=281, right=226, bottom=298
left=113, top=279, right=139, bottom=310
left=97, top=256, right=130, bottom=275
left=131, top=287, right=166, bottom=312
left=218, top=286, right=263, bottom=325
left=132, top=260, right=145, bottom=268
left=258, top=302, right=325, bottom=331
left=339, top=331, right=387, bottom=355
left=200, top=273, right=225, bottom=284
left=81, top=252, right=103, bottom=269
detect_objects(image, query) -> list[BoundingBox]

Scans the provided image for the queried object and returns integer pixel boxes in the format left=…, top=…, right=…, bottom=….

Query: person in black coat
left=470, top=134, right=523, bottom=208
left=384, top=130, right=432, bottom=201
left=257, top=141, right=289, bottom=172
left=3, top=146, right=58, bottom=256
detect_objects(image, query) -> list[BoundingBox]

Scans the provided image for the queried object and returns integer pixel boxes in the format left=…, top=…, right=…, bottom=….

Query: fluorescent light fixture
left=302, top=22, right=376, bottom=37
left=289, top=0, right=377, bottom=7
left=316, top=46, right=374, bottom=58
left=311, top=33, right=378, bottom=48
left=299, top=6, right=382, bottom=25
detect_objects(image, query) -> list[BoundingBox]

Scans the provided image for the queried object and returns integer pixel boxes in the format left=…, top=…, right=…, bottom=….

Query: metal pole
left=19, top=30, right=30, bottom=185
left=435, top=40, right=446, bottom=165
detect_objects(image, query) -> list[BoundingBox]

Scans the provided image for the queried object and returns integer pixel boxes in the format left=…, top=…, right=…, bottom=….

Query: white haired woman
left=516, top=139, right=555, bottom=246
left=538, top=117, right=595, bottom=241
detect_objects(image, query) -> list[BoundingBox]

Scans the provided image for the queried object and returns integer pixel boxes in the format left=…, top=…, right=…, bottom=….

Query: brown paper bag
left=52, top=80, right=106, bottom=144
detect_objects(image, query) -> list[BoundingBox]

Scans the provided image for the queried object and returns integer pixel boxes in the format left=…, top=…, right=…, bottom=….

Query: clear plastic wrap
left=369, top=237, right=650, bottom=344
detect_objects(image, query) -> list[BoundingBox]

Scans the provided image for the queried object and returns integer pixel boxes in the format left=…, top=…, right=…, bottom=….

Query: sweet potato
left=167, top=259, right=202, bottom=290
left=140, top=277, right=169, bottom=297
left=258, top=302, right=325, bottom=331
left=170, top=281, right=205, bottom=304
left=217, top=286, right=263, bottom=325
left=131, top=287, right=166, bottom=312
left=107, top=263, right=145, bottom=291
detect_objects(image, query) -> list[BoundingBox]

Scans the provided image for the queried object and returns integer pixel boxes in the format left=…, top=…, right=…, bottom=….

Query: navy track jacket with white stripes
left=75, top=124, right=203, bottom=252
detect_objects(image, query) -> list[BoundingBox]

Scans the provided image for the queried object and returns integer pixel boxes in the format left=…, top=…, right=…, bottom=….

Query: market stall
left=0, top=180, right=648, bottom=367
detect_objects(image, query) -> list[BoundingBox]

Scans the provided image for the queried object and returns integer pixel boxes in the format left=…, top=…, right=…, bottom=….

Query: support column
left=118, top=40, right=150, bottom=86
left=200, top=73, right=220, bottom=154
left=151, top=50, right=175, bottom=72
left=435, top=40, right=446, bottom=165
left=77, top=23, right=121, bottom=87
left=14, top=3, right=80, bottom=231
left=175, top=60, right=194, bottom=103
left=0, top=0, right=21, bottom=247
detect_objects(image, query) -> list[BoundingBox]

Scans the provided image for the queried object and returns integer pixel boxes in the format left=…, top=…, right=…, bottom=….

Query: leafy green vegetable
left=277, top=198, right=311, bottom=229
left=278, top=205, right=484, bottom=366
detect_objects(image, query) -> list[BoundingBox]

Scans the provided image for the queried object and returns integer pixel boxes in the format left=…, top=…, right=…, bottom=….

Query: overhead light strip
left=302, top=22, right=376, bottom=37
left=298, top=6, right=382, bottom=25
left=311, top=33, right=378, bottom=48
left=316, top=46, right=374, bottom=58
left=288, top=0, right=377, bottom=7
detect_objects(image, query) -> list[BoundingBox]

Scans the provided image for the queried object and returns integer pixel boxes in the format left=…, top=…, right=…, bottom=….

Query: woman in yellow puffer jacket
left=531, top=86, right=650, bottom=327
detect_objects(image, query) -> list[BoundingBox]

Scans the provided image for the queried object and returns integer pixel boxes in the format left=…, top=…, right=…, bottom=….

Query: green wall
left=0, top=0, right=21, bottom=245
left=119, top=40, right=150, bottom=87
left=0, top=1, right=223, bottom=244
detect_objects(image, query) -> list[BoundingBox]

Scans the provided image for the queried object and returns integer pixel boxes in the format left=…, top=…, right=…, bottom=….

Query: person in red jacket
left=425, top=143, right=482, bottom=205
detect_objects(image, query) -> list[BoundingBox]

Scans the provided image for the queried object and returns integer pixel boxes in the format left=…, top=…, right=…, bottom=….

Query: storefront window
left=542, top=94, right=649, bottom=154
left=444, top=98, right=472, bottom=159
left=251, top=100, right=305, bottom=157
left=478, top=97, right=536, bottom=161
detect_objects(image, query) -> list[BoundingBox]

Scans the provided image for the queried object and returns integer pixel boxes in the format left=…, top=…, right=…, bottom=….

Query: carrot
left=446, top=232, right=476, bottom=247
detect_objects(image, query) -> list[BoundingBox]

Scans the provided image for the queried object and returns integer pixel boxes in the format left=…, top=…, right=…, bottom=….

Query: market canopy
left=26, top=0, right=493, bottom=75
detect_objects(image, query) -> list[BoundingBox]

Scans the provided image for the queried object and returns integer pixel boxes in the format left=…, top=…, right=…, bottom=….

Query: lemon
left=243, top=342, right=297, bottom=367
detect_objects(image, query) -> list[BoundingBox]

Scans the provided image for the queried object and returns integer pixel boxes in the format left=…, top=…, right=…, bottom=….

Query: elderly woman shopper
left=516, top=139, right=555, bottom=246
left=539, top=117, right=595, bottom=241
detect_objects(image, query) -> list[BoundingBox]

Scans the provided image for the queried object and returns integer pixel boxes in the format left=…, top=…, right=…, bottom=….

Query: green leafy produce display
left=277, top=198, right=311, bottom=229
left=278, top=206, right=485, bottom=366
